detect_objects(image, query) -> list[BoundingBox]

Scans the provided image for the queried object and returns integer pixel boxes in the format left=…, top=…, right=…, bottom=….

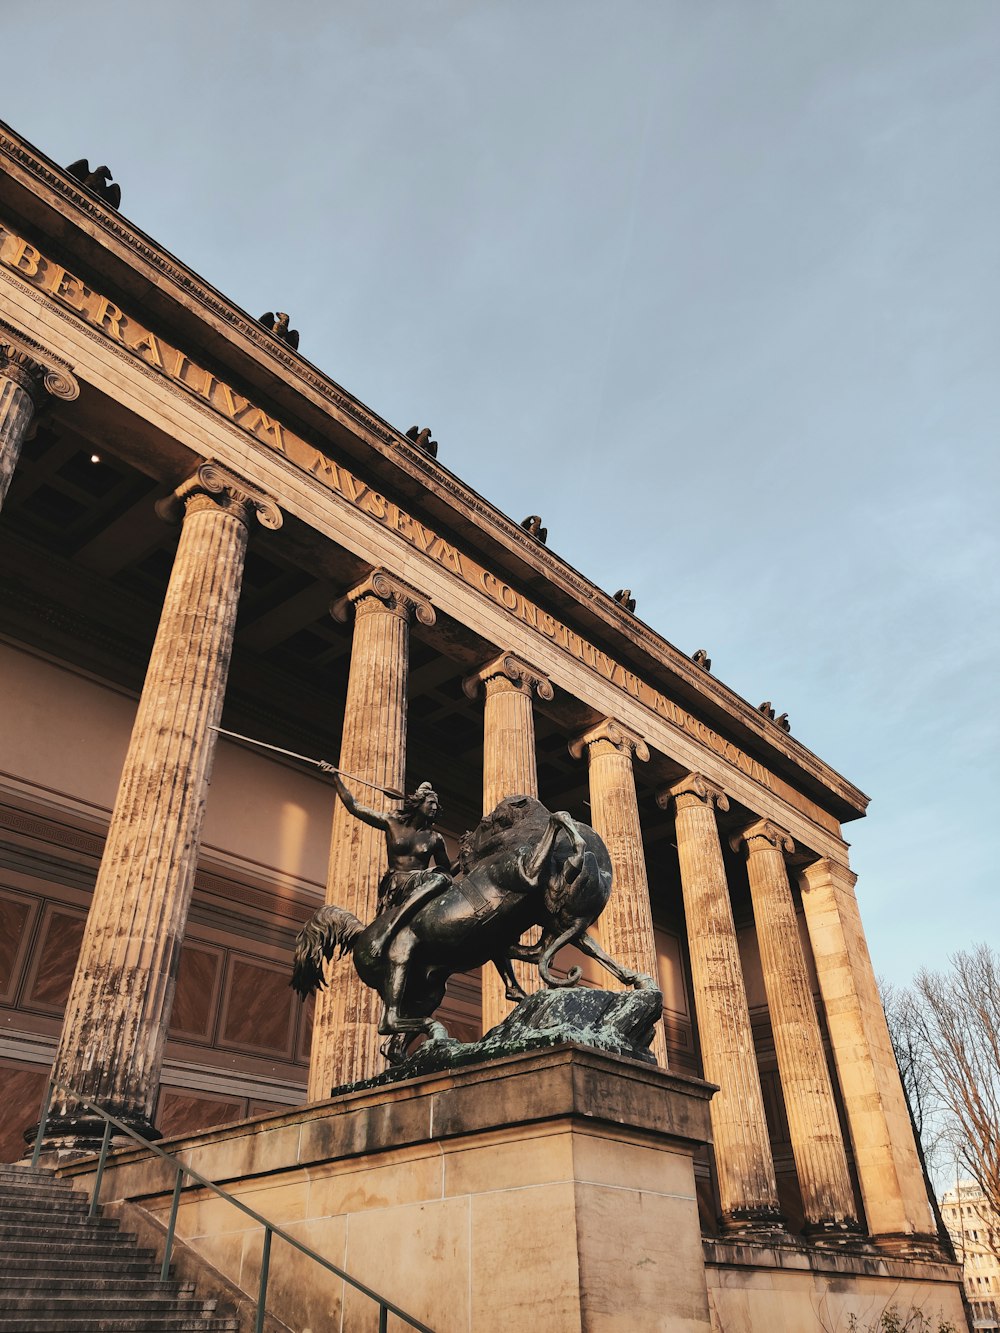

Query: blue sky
left=6, top=1, right=998, bottom=985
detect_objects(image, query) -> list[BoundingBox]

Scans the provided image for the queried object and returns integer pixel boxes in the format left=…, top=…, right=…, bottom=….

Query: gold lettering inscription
left=129, top=329, right=164, bottom=368
left=91, top=297, right=127, bottom=341
left=42, top=265, right=90, bottom=310
left=8, top=237, right=42, bottom=276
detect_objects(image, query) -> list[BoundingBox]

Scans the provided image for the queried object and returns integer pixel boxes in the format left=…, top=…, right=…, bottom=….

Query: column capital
left=800, top=858, right=858, bottom=893
left=462, top=651, right=554, bottom=702
left=156, top=461, right=282, bottom=532
left=331, top=568, right=436, bottom=626
left=656, top=772, right=730, bottom=813
left=0, top=320, right=80, bottom=404
left=730, top=817, right=795, bottom=858
left=569, top=717, right=649, bottom=763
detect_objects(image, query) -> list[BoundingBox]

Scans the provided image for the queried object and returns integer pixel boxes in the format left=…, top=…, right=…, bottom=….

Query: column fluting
left=463, top=653, right=553, bottom=1032
left=307, top=570, right=434, bottom=1097
left=731, top=819, right=860, bottom=1235
left=45, top=462, right=280, bottom=1146
left=569, top=719, right=668, bottom=1066
left=800, top=858, right=938, bottom=1249
left=0, top=337, right=79, bottom=508
left=661, top=774, right=782, bottom=1231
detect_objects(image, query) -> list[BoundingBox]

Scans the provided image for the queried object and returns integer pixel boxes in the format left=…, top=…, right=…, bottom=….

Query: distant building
left=941, top=1183, right=1000, bottom=1329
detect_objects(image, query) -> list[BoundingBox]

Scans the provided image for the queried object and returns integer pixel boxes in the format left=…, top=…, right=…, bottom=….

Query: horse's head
left=459, top=795, right=549, bottom=870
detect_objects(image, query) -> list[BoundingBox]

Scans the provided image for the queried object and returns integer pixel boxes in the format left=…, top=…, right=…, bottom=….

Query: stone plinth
left=61, top=1046, right=715, bottom=1333
left=703, top=1235, right=966, bottom=1330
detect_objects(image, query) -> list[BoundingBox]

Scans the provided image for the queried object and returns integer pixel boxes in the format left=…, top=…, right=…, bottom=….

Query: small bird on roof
left=613, top=589, right=636, bottom=613
left=521, top=515, right=547, bottom=544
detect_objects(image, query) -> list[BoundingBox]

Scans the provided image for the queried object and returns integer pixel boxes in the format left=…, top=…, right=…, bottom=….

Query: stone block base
left=704, top=1235, right=967, bottom=1331
left=60, top=1045, right=716, bottom=1332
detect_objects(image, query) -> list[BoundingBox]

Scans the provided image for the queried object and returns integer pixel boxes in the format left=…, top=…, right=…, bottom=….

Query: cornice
left=0, top=122, right=867, bottom=819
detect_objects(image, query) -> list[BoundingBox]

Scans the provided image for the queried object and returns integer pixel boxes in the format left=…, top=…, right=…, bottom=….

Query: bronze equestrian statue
left=291, top=789, right=649, bottom=1065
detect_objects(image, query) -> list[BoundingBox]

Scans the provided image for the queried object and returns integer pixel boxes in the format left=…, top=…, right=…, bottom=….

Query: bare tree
left=880, top=977, right=958, bottom=1260
left=881, top=978, right=944, bottom=1155
left=914, top=945, right=1000, bottom=1255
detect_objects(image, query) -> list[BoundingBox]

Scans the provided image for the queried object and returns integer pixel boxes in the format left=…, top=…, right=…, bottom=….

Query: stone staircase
left=0, top=1162, right=241, bottom=1330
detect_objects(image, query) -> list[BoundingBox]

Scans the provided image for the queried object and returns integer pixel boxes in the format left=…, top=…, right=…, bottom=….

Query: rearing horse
left=291, top=795, right=648, bottom=1064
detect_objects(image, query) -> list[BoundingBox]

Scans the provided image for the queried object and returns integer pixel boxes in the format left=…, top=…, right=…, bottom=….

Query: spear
left=208, top=725, right=406, bottom=800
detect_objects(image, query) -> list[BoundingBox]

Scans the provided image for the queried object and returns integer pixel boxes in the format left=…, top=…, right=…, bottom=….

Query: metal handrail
left=30, top=1077, right=434, bottom=1333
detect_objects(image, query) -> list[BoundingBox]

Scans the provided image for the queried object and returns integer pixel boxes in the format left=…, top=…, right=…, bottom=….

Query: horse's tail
left=290, top=904, right=365, bottom=1000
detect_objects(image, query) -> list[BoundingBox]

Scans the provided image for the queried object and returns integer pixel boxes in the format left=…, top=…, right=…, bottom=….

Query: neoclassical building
left=0, top=121, right=966, bottom=1328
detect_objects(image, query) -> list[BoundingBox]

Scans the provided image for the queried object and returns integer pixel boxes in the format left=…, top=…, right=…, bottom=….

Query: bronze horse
left=291, top=795, right=648, bottom=1064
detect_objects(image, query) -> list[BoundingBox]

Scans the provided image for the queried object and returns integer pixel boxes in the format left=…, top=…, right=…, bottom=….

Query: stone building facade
left=0, top=121, right=967, bottom=1328
left=942, top=1183, right=1000, bottom=1328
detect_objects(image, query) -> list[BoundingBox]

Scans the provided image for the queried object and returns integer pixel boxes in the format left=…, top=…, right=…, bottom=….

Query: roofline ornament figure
left=405, top=425, right=438, bottom=458
left=66, top=159, right=121, bottom=209
left=258, top=312, right=300, bottom=349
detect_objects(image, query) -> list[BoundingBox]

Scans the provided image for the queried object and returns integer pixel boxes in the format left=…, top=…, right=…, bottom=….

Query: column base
left=804, top=1217, right=866, bottom=1247
left=24, top=1109, right=161, bottom=1159
left=872, top=1231, right=948, bottom=1261
left=720, top=1206, right=786, bottom=1237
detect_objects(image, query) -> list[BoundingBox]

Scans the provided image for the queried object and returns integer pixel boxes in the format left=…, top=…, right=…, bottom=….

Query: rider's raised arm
left=320, top=767, right=390, bottom=830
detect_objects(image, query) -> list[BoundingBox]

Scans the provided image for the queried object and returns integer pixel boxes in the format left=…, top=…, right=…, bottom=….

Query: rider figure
left=321, top=769, right=452, bottom=921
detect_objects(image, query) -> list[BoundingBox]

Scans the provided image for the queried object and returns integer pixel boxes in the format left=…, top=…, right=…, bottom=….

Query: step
left=0, top=1178, right=81, bottom=1199
left=0, top=1192, right=91, bottom=1216
left=0, top=1214, right=122, bottom=1237
left=0, top=1181, right=86, bottom=1202
left=0, top=1294, right=222, bottom=1315
left=0, top=1254, right=162, bottom=1277
left=0, top=1165, right=55, bottom=1181
left=0, top=1275, right=196, bottom=1297
left=0, top=1232, right=144, bottom=1256
left=0, top=1320, right=239, bottom=1331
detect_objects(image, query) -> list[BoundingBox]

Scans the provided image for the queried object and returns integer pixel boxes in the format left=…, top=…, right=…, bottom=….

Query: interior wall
left=0, top=639, right=333, bottom=883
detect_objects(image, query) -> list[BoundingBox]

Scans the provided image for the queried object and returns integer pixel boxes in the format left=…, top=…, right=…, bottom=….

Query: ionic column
left=463, top=652, right=553, bottom=1031
left=660, top=775, right=782, bottom=1231
left=307, top=570, right=434, bottom=1097
left=799, top=858, right=937, bottom=1249
left=731, top=820, right=860, bottom=1235
left=569, top=719, right=667, bottom=1066
left=46, top=463, right=281, bottom=1145
left=0, top=333, right=79, bottom=508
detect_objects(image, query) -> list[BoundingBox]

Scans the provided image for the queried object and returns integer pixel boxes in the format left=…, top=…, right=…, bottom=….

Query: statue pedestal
left=62, top=1045, right=716, bottom=1332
